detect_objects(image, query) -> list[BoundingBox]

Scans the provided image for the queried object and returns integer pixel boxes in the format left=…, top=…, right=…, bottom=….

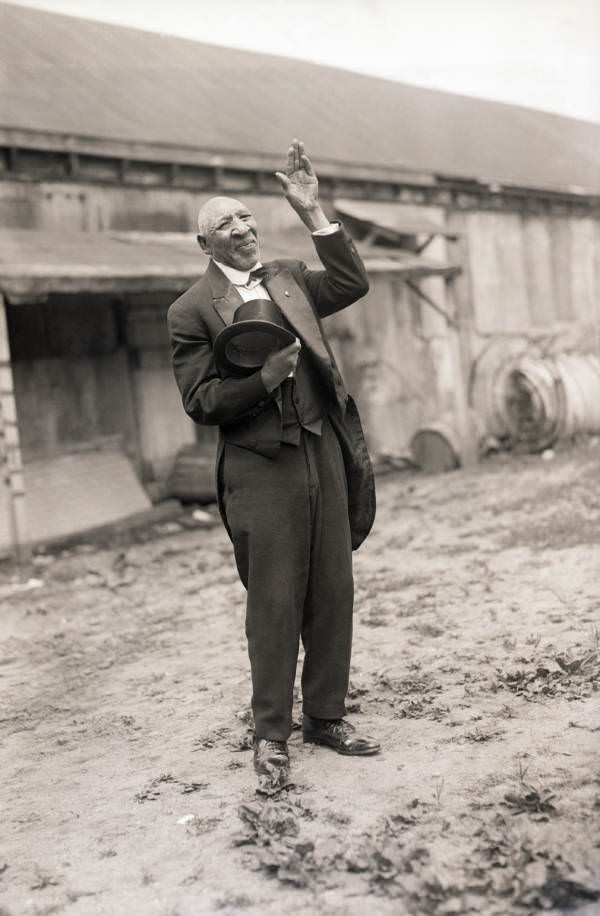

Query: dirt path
left=1, top=445, right=599, bottom=916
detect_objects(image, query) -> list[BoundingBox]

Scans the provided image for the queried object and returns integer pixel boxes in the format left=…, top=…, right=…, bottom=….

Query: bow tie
left=243, top=266, right=269, bottom=288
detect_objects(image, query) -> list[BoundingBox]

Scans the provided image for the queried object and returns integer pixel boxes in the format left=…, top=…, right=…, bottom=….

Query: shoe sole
left=302, top=734, right=380, bottom=756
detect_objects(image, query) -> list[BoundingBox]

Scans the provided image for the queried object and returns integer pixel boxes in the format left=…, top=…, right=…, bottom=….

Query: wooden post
left=0, top=293, right=30, bottom=561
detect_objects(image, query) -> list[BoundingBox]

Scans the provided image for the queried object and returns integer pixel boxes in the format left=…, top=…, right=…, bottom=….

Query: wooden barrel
left=410, top=422, right=461, bottom=474
left=166, top=445, right=216, bottom=503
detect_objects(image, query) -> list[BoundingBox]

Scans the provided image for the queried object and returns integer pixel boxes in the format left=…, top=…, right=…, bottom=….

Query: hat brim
left=214, top=319, right=296, bottom=374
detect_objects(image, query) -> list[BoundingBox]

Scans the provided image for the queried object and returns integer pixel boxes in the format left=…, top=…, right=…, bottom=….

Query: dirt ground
left=1, top=442, right=599, bottom=916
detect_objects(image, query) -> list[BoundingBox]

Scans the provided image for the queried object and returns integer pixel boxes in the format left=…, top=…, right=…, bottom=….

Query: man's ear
left=197, top=234, right=210, bottom=254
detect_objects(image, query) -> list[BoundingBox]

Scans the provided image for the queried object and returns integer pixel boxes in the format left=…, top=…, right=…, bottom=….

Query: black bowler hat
left=214, top=299, right=296, bottom=374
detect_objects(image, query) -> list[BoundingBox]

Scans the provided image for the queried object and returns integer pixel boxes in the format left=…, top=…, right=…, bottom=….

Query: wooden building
left=1, top=2, right=599, bottom=552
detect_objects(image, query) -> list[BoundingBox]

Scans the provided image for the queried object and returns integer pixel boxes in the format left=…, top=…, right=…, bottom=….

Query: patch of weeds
left=134, top=773, right=176, bottom=802
left=395, top=599, right=424, bottom=618
left=437, top=542, right=473, bottom=556
left=363, top=612, right=389, bottom=627
left=474, top=823, right=600, bottom=910
left=378, top=673, right=449, bottom=720
left=497, top=703, right=516, bottom=719
left=495, top=643, right=600, bottom=701
left=568, top=719, right=600, bottom=733
left=180, top=782, right=209, bottom=794
left=214, top=892, right=252, bottom=909
left=499, top=510, right=600, bottom=550
left=410, top=622, right=445, bottom=638
left=235, top=795, right=316, bottom=887
left=234, top=793, right=600, bottom=912
left=375, top=573, right=427, bottom=593
left=186, top=815, right=221, bottom=834
left=459, top=727, right=505, bottom=743
left=324, top=810, right=351, bottom=827
left=30, top=869, right=60, bottom=890
left=347, top=680, right=371, bottom=700
left=502, top=786, right=557, bottom=820
left=192, top=727, right=232, bottom=750
left=227, top=732, right=254, bottom=752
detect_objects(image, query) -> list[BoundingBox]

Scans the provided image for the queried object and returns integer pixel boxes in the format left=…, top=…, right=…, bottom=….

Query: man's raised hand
left=275, top=140, right=329, bottom=231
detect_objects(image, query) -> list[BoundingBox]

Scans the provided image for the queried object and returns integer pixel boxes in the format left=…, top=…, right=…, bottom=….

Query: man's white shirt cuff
left=312, top=222, right=341, bottom=237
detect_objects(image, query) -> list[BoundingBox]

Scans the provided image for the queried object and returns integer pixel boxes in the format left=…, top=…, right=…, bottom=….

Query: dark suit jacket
left=167, top=225, right=376, bottom=549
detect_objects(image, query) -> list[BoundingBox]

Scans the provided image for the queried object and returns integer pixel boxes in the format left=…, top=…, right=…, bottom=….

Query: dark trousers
left=221, top=417, right=353, bottom=740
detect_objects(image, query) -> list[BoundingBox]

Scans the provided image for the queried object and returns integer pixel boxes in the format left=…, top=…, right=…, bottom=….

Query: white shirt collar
left=213, top=259, right=262, bottom=286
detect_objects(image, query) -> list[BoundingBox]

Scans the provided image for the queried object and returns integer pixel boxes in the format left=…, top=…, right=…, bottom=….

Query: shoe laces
left=263, top=739, right=287, bottom=756
left=325, top=718, right=355, bottom=738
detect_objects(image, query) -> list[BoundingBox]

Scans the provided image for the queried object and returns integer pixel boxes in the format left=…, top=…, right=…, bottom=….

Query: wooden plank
left=12, top=349, right=139, bottom=464
left=548, top=217, right=573, bottom=320
left=465, top=212, right=503, bottom=334
left=445, top=209, right=477, bottom=403
left=0, top=293, right=29, bottom=556
left=569, top=218, right=598, bottom=329
left=467, top=212, right=532, bottom=334
left=22, top=449, right=151, bottom=544
left=325, top=274, right=441, bottom=456
left=495, top=214, right=529, bottom=333
left=522, top=216, right=556, bottom=326
left=132, top=366, right=198, bottom=480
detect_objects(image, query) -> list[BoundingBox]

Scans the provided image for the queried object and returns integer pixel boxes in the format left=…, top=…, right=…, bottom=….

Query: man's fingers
left=275, top=171, right=290, bottom=191
left=300, top=154, right=314, bottom=176
left=286, top=144, right=295, bottom=174
left=292, top=138, right=300, bottom=172
left=283, top=139, right=310, bottom=176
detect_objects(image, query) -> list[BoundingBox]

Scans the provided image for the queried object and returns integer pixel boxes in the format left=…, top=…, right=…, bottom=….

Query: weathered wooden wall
left=7, top=295, right=139, bottom=463
left=3, top=177, right=599, bottom=469
left=0, top=181, right=301, bottom=234
left=124, top=294, right=200, bottom=479
left=7, top=292, right=201, bottom=481
left=450, top=211, right=600, bottom=338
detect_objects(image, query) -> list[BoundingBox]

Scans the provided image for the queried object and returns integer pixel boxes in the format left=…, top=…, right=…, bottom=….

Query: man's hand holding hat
left=261, top=338, right=301, bottom=393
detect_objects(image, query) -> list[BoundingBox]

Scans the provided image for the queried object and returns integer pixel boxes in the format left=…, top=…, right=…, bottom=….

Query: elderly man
left=168, top=140, right=379, bottom=784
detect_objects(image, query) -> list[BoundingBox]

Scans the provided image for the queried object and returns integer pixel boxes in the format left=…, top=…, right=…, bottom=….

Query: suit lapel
left=207, top=259, right=243, bottom=326
left=208, top=259, right=330, bottom=368
left=265, top=268, right=330, bottom=365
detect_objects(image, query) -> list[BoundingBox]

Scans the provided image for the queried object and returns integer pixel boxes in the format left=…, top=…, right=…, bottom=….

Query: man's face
left=197, top=198, right=260, bottom=271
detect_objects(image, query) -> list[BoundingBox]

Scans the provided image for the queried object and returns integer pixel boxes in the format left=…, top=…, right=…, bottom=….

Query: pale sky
left=12, top=0, right=600, bottom=123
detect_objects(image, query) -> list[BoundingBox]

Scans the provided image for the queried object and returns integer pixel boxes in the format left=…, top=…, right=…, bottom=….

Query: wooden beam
left=404, top=278, right=458, bottom=328
left=67, top=150, right=80, bottom=177
left=415, top=233, right=435, bottom=254
left=0, top=293, right=30, bottom=559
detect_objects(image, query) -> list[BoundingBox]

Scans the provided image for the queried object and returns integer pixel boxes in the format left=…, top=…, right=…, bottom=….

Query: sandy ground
left=1, top=443, right=599, bottom=916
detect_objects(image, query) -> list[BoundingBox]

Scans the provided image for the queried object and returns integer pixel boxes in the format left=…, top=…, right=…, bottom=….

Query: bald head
left=196, top=197, right=244, bottom=235
left=196, top=197, right=260, bottom=270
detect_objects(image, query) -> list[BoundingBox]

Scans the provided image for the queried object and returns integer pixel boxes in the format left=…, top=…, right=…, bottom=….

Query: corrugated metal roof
left=0, top=229, right=458, bottom=301
left=1, top=2, right=599, bottom=194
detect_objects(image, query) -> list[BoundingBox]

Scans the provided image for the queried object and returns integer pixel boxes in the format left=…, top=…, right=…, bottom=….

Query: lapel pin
left=284, top=290, right=290, bottom=297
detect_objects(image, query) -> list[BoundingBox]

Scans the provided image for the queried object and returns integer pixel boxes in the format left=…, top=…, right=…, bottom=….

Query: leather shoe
left=302, top=715, right=380, bottom=756
left=253, top=736, right=290, bottom=779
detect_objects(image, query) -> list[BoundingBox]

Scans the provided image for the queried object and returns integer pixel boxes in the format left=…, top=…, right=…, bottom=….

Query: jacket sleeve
left=167, top=302, right=270, bottom=426
left=300, top=223, right=369, bottom=318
